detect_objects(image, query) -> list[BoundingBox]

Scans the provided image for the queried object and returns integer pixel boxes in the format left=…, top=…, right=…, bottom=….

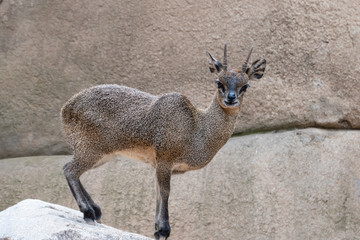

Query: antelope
left=61, top=44, right=266, bottom=239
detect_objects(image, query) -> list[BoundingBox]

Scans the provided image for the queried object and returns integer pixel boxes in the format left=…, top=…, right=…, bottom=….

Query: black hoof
left=81, top=204, right=96, bottom=222
left=91, top=203, right=102, bottom=221
left=154, top=222, right=171, bottom=240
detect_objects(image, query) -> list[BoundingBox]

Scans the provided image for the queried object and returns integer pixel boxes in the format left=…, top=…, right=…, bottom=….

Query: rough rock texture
left=0, top=0, right=359, bottom=158
left=0, top=199, right=153, bottom=240
left=1, top=129, right=359, bottom=240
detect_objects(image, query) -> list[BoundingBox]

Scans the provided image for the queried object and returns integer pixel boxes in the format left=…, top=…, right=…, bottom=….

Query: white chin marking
left=223, top=101, right=239, bottom=108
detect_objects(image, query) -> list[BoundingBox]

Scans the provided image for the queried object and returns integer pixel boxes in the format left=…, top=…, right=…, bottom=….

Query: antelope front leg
left=154, top=165, right=171, bottom=240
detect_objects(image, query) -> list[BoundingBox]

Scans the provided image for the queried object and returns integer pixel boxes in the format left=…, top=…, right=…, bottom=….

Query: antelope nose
left=227, top=92, right=236, bottom=101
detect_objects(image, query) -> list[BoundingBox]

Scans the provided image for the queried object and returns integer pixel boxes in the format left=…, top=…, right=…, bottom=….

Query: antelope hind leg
left=63, top=158, right=101, bottom=223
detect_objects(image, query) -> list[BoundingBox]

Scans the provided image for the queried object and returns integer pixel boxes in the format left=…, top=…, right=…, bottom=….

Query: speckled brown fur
left=61, top=45, right=266, bottom=239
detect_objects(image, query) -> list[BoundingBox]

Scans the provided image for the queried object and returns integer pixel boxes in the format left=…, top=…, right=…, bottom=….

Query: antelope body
left=61, top=45, right=266, bottom=239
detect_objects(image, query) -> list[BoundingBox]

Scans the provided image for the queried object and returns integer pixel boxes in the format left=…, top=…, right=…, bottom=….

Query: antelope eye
left=239, top=84, right=249, bottom=94
left=216, top=80, right=225, bottom=93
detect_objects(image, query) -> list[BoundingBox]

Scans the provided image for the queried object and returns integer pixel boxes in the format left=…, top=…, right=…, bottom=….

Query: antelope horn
left=242, top=47, right=253, bottom=73
left=223, top=43, right=227, bottom=71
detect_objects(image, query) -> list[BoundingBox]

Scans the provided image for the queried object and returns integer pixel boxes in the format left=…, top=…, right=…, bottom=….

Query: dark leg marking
left=63, top=159, right=100, bottom=223
left=154, top=166, right=171, bottom=240
left=79, top=181, right=102, bottom=221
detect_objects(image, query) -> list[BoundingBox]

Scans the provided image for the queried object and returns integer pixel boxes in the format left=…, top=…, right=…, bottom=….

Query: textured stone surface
left=0, top=0, right=359, bottom=158
left=0, top=199, right=153, bottom=240
left=1, top=129, right=359, bottom=240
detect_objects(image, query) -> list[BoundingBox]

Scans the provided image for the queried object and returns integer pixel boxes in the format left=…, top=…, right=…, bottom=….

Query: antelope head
left=206, top=44, right=266, bottom=109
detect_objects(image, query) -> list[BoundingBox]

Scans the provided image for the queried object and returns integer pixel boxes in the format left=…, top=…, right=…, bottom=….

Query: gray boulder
left=0, top=199, right=153, bottom=240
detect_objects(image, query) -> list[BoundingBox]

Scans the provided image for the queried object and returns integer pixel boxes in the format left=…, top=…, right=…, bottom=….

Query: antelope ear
left=206, top=51, right=223, bottom=73
left=246, top=59, right=266, bottom=80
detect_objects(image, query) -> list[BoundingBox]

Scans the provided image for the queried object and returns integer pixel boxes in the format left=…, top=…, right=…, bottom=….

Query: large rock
left=0, top=128, right=359, bottom=239
left=0, top=0, right=359, bottom=158
left=0, top=199, right=152, bottom=240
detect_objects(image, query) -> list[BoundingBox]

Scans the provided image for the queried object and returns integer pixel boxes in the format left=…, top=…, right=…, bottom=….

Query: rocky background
left=1, top=0, right=359, bottom=158
left=0, top=0, right=359, bottom=239
left=1, top=129, right=360, bottom=239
